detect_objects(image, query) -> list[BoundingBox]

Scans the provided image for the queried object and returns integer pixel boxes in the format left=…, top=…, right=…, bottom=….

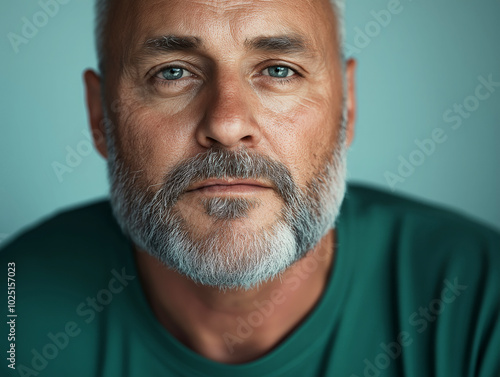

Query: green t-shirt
left=1, top=184, right=499, bottom=377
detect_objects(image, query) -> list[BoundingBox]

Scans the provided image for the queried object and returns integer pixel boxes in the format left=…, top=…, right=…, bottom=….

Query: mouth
left=186, top=179, right=273, bottom=195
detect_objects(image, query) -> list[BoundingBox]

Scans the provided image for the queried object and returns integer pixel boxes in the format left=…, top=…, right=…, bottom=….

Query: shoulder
left=341, top=183, right=500, bottom=257
left=1, top=199, right=127, bottom=263
left=0, top=200, right=135, bottom=375
left=340, top=183, right=500, bottom=318
left=0, top=199, right=132, bottom=301
left=340, top=184, right=500, bottom=373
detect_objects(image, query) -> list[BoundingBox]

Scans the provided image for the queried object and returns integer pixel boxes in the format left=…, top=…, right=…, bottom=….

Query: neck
left=134, top=229, right=336, bottom=364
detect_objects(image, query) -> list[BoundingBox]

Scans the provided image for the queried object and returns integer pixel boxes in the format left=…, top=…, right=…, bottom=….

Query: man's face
left=87, top=0, right=355, bottom=289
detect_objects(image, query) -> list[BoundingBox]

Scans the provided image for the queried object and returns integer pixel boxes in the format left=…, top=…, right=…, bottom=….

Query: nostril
left=241, top=135, right=253, bottom=142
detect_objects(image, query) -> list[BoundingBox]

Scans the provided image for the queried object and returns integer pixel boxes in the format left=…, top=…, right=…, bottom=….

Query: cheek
left=111, top=98, right=199, bottom=185
left=258, top=91, right=341, bottom=185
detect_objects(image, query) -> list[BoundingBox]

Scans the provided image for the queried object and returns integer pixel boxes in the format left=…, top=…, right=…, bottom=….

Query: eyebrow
left=144, top=35, right=202, bottom=53
left=244, top=35, right=308, bottom=54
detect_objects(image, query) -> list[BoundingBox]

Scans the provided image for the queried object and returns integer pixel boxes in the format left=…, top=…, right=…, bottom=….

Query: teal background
left=1, top=0, right=499, bottom=245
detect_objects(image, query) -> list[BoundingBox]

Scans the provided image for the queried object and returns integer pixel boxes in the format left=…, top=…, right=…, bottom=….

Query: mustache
left=157, top=147, right=298, bottom=205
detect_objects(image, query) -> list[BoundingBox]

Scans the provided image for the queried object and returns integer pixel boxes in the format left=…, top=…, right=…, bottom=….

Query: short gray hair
left=95, top=0, right=345, bottom=77
left=331, top=0, right=345, bottom=46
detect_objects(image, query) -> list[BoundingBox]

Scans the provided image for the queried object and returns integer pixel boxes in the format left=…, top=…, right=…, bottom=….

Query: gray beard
left=106, top=120, right=347, bottom=291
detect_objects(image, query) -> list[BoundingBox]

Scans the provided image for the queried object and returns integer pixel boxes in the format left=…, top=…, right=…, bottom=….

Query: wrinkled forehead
left=104, top=0, right=339, bottom=65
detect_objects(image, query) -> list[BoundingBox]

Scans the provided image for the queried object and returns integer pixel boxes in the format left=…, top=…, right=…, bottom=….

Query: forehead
left=108, top=0, right=338, bottom=54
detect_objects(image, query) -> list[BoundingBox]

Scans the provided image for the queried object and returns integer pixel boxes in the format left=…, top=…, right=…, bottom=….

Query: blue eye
left=264, top=66, right=294, bottom=78
left=159, top=67, right=189, bottom=80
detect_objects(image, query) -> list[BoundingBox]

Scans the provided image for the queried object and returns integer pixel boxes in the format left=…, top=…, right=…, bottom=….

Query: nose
left=195, top=76, right=261, bottom=149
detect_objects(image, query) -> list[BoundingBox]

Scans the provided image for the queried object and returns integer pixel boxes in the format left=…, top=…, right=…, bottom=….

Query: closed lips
left=187, top=180, right=272, bottom=192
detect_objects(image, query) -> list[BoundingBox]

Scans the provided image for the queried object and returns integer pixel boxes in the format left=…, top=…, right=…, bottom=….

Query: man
left=1, top=0, right=499, bottom=376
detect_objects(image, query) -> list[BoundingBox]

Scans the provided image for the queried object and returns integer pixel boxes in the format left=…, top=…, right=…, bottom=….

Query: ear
left=84, top=69, right=108, bottom=159
left=344, top=58, right=357, bottom=148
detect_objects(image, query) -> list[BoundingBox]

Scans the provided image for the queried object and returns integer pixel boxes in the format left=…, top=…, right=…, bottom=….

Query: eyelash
left=270, top=74, right=298, bottom=85
left=154, top=78, right=181, bottom=88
